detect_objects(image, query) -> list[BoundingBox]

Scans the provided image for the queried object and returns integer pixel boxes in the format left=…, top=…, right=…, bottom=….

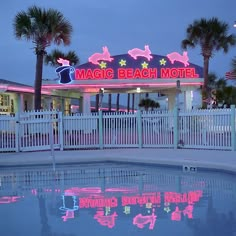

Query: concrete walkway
left=0, top=148, right=236, bottom=173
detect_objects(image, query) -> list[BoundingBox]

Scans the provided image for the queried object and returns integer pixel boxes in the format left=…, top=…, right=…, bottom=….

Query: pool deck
left=0, top=148, right=236, bottom=173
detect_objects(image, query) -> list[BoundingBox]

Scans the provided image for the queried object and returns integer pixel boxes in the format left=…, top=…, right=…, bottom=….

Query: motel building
left=0, top=46, right=204, bottom=115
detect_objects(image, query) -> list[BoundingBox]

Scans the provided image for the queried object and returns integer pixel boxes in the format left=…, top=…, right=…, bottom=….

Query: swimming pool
left=0, top=162, right=236, bottom=236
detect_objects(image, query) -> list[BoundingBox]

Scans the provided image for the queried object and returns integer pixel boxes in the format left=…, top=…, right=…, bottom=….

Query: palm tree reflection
left=187, top=196, right=236, bottom=235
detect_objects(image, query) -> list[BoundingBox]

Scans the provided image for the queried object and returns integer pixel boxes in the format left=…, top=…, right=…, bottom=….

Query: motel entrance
left=42, top=46, right=204, bottom=113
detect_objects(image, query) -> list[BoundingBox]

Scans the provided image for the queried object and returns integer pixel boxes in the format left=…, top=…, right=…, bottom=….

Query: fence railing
left=0, top=105, right=235, bottom=152
left=1, top=164, right=235, bottom=200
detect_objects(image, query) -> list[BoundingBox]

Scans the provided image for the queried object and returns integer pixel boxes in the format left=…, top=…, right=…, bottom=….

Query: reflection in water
left=0, top=163, right=236, bottom=235
left=187, top=196, right=236, bottom=236
left=38, top=195, right=51, bottom=236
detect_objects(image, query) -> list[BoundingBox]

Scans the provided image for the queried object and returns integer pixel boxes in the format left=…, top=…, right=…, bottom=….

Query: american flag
left=225, top=71, right=236, bottom=80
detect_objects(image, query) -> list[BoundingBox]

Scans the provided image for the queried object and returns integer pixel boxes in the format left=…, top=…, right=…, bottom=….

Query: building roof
left=0, top=78, right=33, bottom=88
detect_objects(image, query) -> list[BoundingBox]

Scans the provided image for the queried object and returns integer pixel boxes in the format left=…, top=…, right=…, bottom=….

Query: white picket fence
left=0, top=106, right=235, bottom=152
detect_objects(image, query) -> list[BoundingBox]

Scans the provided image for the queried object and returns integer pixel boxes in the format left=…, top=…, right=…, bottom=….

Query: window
left=0, top=94, right=10, bottom=106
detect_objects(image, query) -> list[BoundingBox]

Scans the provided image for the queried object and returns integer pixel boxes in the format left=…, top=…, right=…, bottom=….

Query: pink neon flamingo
left=166, top=51, right=189, bottom=67
left=133, top=212, right=157, bottom=229
left=128, top=45, right=153, bottom=61
left=88, top=46, right=114, bottom=65
left=94, top=211, right=118, bottom=228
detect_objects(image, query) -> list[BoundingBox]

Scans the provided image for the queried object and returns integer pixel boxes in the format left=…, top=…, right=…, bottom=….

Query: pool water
left=0, top=162, right=236, bottom=236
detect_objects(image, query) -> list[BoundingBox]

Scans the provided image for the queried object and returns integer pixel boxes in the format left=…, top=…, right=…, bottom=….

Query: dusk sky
left=1, top=0, right=236, bottom=86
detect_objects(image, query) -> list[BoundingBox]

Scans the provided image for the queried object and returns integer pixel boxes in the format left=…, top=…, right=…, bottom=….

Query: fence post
left=58, top=111, right=64, bottom=151
left=99, top=110, right=103, bottom=149
left=231, top=105, right=235, bottom=151
left=173, top=106, right=179, bottom=149
left=49, top=121, right=56, bottom=171
left=15, top=112, right=20, bottom=152
left=137, top=110, right=143, bottom=148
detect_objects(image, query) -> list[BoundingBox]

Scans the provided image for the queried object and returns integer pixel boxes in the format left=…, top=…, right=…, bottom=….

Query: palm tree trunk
left=116, top=93, right=120, bottom=112
left=127, top=93, right=130, bottom=112
left=34, top=53, right=44, bottom=111
left=38, top=195, right=51, bottom=236
left=203, top=56, right=210, bottom=107
left=132, top=93, right=135, bottom=113
left=95, top=94, right=99, bottom=112
left=108, top=94, right=112, bottom=112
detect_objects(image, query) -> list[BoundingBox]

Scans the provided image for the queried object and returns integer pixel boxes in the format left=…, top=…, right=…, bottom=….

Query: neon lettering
left=75, top=69, right=86, bottom=79
left=122, top=193, right=161, bottom=206
left=149, top=68, right=158, bottom=78
left=75, top=67, right=198, bottom=79
left=126, top=68, right=133, bottom=78
left=164, top=190, right=202, bottom=204
left=118, top=68, right=157, bottom=79
left=75, top=69, right=114, bottom=79
left=170, top=68, right=178, bottom=78
left=79, top=197, right=118, bottom=208
left=117, top=68, right=126, bottom=79
left=0, top=196, right=22, bottom=204
left=161, top=68, right=199, bottom=78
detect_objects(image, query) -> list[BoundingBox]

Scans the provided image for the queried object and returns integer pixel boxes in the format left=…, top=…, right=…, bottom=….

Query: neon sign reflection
left=0, top=187, right=203, bottom=229
left=133, top=210, right=157, bottom=230
left=57, top=187, right=203, bottom=229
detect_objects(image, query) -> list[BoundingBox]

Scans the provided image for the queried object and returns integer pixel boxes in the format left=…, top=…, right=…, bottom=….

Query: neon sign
left=88, top=46, right=114, bottom=65
left=128, top=45, right=153, bottom=61
left=164, top=190, right=202, bottom=204
left=75, top=67, right=199, bottom=79
left=94, top=210, right=118, bottom=228
left=166, top=51, right=189, bottom=67
left=122, top=193, right=161, bottom=206
left=0, top=196, right=23, bottom=204
left=55, top=46, right=203, bottom=83
left=79, top=197, right=118, bottom=208
left=56, top=58, right=75, bottom=84
left=171, top=205, right=193, bottom=221
left=133, top=210, right=157, bottom=229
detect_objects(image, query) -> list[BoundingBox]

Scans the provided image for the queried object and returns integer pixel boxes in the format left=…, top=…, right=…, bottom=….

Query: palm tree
left=131, top=93, right=135, bottom=112
left=44, top=49, right=79, bottom=67
left=211, top=78, right=236, bottom=107
left=202, top=73, right=217, bottom=105
left=95, top=94, right=99, bottom=112
left=232, top=57, right=236, bottom=72
left=13, top=5, right=73, bottom=110
left=116, top=93, right=120, bottom=112
left=108, top=93, right=112, bottom=112
left=208, top=73, right=218, bottom=90
left=139, top=98, right=160, bottom=111
left=181, top=17, right=236, bottom=107
left=127, top=93, right=130, bottom=112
